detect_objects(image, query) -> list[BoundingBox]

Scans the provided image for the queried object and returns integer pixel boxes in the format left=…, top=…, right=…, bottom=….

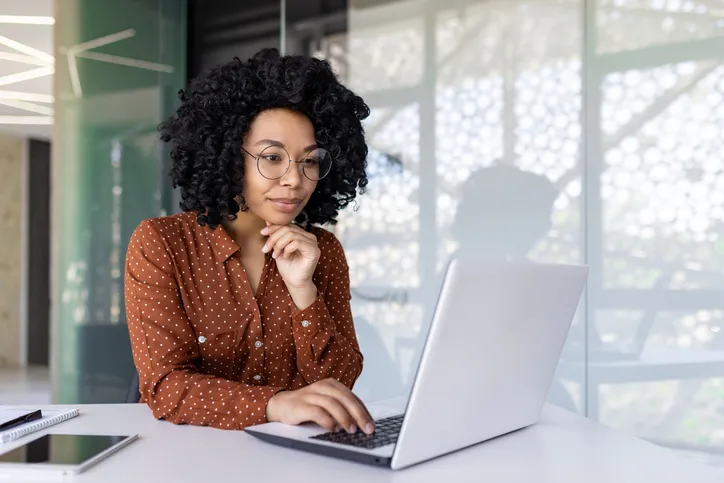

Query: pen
left=0, top=410, right=42, bottom=431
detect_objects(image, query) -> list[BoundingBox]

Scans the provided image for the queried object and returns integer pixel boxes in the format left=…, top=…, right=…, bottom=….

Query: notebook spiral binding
left=1, top=409, right=79, bottom=444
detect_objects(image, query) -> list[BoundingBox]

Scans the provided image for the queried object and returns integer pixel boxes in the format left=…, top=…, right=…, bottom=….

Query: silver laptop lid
left=391, top=259, right=588, bottom=470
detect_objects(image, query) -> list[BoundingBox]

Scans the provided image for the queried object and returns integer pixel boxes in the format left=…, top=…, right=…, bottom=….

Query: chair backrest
left=77, top=323, right=137, bottom=403
left=125, top=371, right=140, bottom=403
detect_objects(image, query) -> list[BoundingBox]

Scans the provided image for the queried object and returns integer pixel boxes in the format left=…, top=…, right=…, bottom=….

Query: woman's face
left=240, top=108, right=319, bottom=225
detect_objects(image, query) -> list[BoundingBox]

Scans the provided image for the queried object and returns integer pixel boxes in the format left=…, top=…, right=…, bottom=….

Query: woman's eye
left=303, top=157, right=320, bottom=166
left=264, top=155, right=283, bottom=163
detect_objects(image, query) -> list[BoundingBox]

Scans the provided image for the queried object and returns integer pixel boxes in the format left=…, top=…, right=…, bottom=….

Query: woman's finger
left=262, top=226, right=292, bottom=254
left=323, top=378, right=374, bottom=423
left=301, top=405, right=336, bottom=431
left=286, top=238, right=318, bottom=260
left=263, top=223, right=315, bottom=240
left=316, top=381, right=375, bottom=434
left=305, top=394, right=355, bottom=433
left=270, top=231, right=303, bottom=258
left=281, top=240, right=302, bottom=259
left=262, top=224, right=285, bottom=236
left=263, top=226, right=315, bottom=253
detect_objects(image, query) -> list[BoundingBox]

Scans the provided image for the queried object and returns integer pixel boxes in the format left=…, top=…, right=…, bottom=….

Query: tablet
left=0, top=433, right=138, bottom=477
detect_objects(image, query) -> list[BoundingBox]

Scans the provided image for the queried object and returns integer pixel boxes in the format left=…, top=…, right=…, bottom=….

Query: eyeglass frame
left=240, top=145, right=332, bottom=181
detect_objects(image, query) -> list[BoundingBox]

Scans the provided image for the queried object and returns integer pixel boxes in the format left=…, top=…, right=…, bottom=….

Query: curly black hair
left=159, top=48, right=370, bottom=229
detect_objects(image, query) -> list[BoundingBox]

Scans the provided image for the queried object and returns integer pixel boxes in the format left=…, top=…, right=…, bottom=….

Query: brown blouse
left=124, top=211, right=363, bottom=430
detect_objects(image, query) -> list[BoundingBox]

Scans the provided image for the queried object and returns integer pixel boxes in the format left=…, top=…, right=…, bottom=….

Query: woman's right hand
left=265, top=378, right=375, bottom=435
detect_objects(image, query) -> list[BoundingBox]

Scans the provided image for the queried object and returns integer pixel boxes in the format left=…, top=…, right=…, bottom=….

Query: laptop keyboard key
left=310, top=414, right=404, bottom=450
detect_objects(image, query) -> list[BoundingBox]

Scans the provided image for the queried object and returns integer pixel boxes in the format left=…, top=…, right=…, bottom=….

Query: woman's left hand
left=262, top=223, right=320, bottom=306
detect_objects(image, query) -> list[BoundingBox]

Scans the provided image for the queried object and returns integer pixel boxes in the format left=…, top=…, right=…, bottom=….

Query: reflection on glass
left=295, top=0, right=585, bottom=409
left=596, top=0, right=724, bottom=54
left=591, top=0, right=724, bottom=460
left=288, top=0, right=723, bottom=464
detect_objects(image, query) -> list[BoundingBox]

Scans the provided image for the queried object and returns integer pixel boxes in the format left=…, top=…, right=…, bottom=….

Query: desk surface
left=0, top=403, right=722, bottom=483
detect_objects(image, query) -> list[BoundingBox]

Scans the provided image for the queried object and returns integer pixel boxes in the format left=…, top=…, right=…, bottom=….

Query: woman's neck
left=223, top=211, right=267, bottom=253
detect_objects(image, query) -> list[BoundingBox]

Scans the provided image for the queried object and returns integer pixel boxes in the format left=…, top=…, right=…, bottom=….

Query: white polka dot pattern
left=124, top=212, right=364, bottom=430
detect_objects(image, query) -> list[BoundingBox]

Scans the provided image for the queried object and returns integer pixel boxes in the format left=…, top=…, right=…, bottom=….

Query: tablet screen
left=0, top=434, right=132, bottom=465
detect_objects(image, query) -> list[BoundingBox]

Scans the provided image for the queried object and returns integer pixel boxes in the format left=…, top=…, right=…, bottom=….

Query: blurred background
left=0, top=0, right=722, bottom=468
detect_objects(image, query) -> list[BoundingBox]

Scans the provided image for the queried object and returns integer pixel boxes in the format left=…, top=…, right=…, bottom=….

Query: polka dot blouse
left=124, top=211, right=363, bottom=430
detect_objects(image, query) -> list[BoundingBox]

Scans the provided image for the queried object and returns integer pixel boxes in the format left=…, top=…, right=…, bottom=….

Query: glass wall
left=586, top=0, right=724, bottom=460
left=286, top=0, right=586, bottom=410
left=52, top=0, right=186, bottom=403
left=281, top=0, right=724, bottom=465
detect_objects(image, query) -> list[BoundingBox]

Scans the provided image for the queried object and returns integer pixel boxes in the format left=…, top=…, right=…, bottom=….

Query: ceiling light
left=67, top=55, right=81, bottom=97
left=0, top=16, right=54, bottom=25
left=0, top=36, right=54, bottom=64
left=0, top=66, right=54, bottom=87
left=67, top=29, right=135, bottom=54
left=0, top=52, right=49, bottom=66
left=76, top=51, right=174, bottom=73
left=0, top=99, right=53, bottom=115
left=0, top=115, right=52, bottom=125
left=63, top=29, right=136, bottom=98
left=0, top=90, right=54, bottom=103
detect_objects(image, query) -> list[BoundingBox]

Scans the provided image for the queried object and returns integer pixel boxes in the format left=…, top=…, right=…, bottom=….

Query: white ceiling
left=0, top=0, right=53, bottom=140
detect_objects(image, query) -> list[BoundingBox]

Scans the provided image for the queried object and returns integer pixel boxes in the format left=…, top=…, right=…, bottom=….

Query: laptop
left=245, top=258, right=588, bottom=470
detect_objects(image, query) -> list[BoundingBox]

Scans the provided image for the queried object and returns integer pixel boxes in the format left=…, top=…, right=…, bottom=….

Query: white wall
left=0, top=133, right=24, bottom=367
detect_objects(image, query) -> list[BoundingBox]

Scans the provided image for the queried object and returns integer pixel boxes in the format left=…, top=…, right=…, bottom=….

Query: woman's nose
left=280, top=161, right=303, bottom=186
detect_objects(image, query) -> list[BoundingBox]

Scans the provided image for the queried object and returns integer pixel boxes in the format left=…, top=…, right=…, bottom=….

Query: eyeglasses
left=241, top=145, right=332, bottom=181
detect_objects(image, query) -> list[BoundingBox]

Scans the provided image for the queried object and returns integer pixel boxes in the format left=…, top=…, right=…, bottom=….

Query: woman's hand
left=261, top=223, right=320, bottom=308
left=266, top=378, right=375, bottom=434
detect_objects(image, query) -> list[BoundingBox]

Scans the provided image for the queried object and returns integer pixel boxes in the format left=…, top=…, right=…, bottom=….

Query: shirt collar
left=205, top=222, right=240, bottom=263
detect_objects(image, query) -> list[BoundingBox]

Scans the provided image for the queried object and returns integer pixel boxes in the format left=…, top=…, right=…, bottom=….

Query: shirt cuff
left=240, top=385, right=286, bottom=428
left=290, top=293, right=334, bottom=335
left=290, top=294, right=336, bottom=361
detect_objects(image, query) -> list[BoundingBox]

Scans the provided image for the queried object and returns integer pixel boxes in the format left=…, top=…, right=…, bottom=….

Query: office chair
left=126, top=371, right=140, bottom=403
left=78, top=323, right=136, bottom=403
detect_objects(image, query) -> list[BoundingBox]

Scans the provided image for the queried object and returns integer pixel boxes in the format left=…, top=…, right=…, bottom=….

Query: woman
left=124, top=48, right=375, bottom=435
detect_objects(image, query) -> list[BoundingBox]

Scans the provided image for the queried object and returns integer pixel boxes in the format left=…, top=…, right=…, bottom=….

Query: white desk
left=1, top=403, right=722, bottom=482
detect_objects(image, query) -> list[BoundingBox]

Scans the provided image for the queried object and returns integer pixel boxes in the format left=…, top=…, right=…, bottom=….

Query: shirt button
left=198, top=336, right=207, bottom=344
left=254, top=340, right=263, bottom=349
left=301, top=320, right=311, bottom=328
left=253, top=374, right=262, bottom=381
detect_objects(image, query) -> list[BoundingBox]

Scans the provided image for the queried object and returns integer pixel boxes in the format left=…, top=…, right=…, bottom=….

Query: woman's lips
left=268, top=198, right=301, bottom=213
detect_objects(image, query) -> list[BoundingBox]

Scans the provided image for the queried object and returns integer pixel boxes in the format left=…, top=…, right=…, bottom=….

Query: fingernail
left=348, top=425, right=357, bottom=434
left=260, top=228, right=268, bottom=235
left=365, top=423, right=374, bottom=434
left=272, top=251, right=277, bottom=259
left=261, top=244, right=268, bottom=253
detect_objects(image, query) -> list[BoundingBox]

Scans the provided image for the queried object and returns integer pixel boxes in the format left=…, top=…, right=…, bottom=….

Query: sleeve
left=124, top=220, right=284, bottom=430
left=289, top=231, right=364, bottom=388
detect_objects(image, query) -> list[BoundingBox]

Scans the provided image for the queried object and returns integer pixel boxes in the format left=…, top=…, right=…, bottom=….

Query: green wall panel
left=52, top=0, right=186, bottom=403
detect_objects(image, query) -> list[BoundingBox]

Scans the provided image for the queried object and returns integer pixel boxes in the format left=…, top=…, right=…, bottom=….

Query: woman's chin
left=261, top=210, right=300, bottom=226
left=246, top=201, right=305, bottom=226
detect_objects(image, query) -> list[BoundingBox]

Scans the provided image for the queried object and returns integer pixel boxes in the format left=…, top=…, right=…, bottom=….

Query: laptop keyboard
left=310, top=414, right=404, bottom=449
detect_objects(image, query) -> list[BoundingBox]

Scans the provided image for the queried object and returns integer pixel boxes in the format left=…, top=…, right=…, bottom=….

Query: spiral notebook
left=0, top=408, right=79, bottom=444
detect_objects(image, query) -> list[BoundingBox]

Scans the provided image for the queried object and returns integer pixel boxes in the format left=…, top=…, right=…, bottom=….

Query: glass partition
left=587, top=0, right=724, bottom=460
left=285, top=0, right=586, bottom=410
left=284, top=0, right=724, bottom=465
left=52, top=0, right=187, bottom=403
